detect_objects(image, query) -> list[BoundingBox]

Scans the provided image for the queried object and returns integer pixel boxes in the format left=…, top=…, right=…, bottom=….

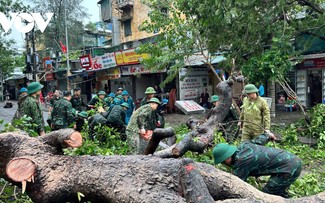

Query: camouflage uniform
left=51, top=98, right=76, bottom=130
left=71, top=95, right=85, bottom=112
left=21, top=95, right=45, bottom=134
left=88, top=112, right=109, bottom=140
left=240, top=96, right=270, bottom=141
left=12, top=93, right=28, bottom=121
left=140, top=97, right=150, bottom=106
left=126, top=104, right=157, bottom=154
left=106, top=105, right=127, bottom=140
left=233, top=134, right=302, bottom=197
left=50, top=96, right=61, bottom=108
left=140, top=97, right=164, bottom=128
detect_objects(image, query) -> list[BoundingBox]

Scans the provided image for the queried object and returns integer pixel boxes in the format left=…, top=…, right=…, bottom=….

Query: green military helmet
left=27, top=82, right=44, bottom=94
left=121, top=102, right=130, bottom=109
left=78, top=111, right=88, bottom=118
left=242, top=84, right=259, bottom=94
left=108, top=93, right=115, bottom=98
left=145, top=87, right=156, bottom=94
left=211, top=95, right=220, bottom=103
left=117, top=95, right=123, bottom=99
left=98, top=91, right=106, bottom=95
left=148, top=97, right=161, bottom=105
left=212, top=143, right=237, bottom=164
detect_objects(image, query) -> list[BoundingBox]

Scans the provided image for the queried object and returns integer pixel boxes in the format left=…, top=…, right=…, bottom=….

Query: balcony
left=116, top=0, right=134, bottom=9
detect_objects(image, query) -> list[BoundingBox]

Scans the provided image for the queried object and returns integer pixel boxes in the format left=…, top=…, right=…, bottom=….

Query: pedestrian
left=21, top=82, right=45, bottom=136
left=71, top=87, right=86, bottom=112
left=87, top=90, right=107, bottom=111
left=200, top=88, right=210, bottom=109
left=121, top=90, right=135, bottom=125
left=212, top=134, right=301, bottom=198
left=50, top=91, right=76, bottom=130
left=12, top=87, right=28, bottom=122
left=74, top=111, right=88, bottom=132
left=106, top=102, right=129, bottom=141
left=126, top=98, right=160, bottom=154
left=238, top=84, right=273, bottom=141
left=140, top=87, right=156, bottom=106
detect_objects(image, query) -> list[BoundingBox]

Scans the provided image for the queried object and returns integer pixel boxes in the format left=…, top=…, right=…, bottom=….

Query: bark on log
left=156, top=80, right=233, bottom=158
left=144, top=127, right=175, bottom=155
left=0, top=131, right=324, bottom=203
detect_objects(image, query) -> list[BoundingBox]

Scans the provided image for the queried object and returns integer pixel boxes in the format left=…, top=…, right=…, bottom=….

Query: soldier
left=212, top=134, right=302, bottom=198
left=51, top=91, right=76, bottom=130
left=71, top=87, right=86, bottom=112
left=104, top=92, right=115, bottom=108
left=12, top=87, right=28, bottom=122
left=112, top=95, right=123, bottom=106
left=126, top=98, right=160, bottom=154
left=88, top=90, right=107, bottom=111
left=21, top=82, right=45, bottom=136
left=106, top=102, right=129, bottom=141
left=74, top=111, right=88, bottom=132
left=121, top=90, right=135, bottom=125
left=140, top=87, right=156, bottom=106
left=88, top=111, right=110, bottom=140
left=238, top=84, right=273, bottom=141
left=48, top=90, right=61, bottom=114
left=207, top=95, right=240, bottom=142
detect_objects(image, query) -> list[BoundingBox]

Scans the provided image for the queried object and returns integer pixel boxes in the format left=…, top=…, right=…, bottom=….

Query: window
left=124, top=19, right=132, bottom=37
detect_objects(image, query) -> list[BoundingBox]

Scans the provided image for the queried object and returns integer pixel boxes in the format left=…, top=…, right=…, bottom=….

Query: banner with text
left=88, top=53, right=117, bottom=72
left=115, top=48, right=149, bottom=65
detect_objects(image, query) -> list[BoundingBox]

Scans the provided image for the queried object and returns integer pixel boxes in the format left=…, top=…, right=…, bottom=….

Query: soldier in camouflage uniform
left=71, top=87, right=86, bottom=112
left=12, top=87, right=28, bottom=122
left=206, top=95, right=240, bottom=142
left=213, top=134, right=302, bottom=198
left=51, top=91, right=76, bottom=130
left=106, top=102, right=129, bottom=141
left=48, top=90, right=61, bottom=114
left=238, top=84, right=273, bottom=141
left=75, top=111, right=88, bottom=132
left=126, top=98, right=160, bottom=154
left=88, top=90, right=108, bottom=111
left=21, top=82, right=45, bottom=136
left=140, top=87, right=156, bottom=106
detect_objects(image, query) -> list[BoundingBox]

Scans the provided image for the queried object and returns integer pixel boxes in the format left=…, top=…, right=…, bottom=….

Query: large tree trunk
left=1, top=130, right=324, bottom=203
left=155, top=80, right=234, bottom=158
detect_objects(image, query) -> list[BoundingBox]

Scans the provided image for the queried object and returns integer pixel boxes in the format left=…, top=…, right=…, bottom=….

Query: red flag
left=59, top=41, right=67, bottom=53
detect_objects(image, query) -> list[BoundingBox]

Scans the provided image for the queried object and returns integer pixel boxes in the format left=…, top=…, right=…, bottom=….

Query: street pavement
left=0, top=100, right=49, bottom=131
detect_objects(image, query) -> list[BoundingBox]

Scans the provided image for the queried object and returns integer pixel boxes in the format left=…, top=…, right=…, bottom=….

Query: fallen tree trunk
left=0, top=130, right=324, bottom=203
left=156, top=80, right=233, bottom=158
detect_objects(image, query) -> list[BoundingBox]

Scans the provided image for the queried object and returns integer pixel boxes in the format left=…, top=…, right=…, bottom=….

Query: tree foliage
left=138, top=0, right=325, bottom=83
left=28, top=0, right=89, bottom=53
left=0, top=0, right=29, bottom=78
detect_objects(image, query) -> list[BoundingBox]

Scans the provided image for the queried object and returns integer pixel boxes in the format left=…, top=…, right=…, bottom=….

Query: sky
left=6, top=0, right=100, bottom=48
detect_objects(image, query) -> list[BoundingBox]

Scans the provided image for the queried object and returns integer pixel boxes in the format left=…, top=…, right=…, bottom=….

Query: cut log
left=6, top=158, right=36, bottom=182
left=0, top=131, right=324, bottom=203
left=156, top=80, right=233, bottom=158
left=39, top=129, right=82, bottom=149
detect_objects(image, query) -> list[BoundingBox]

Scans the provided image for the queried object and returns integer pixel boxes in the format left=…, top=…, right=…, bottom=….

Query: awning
left=184, top=53, right=226, bottom=66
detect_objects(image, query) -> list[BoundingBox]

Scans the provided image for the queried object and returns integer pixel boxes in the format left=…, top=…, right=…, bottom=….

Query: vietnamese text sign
left=115, top=49, right=149, bottom=65
left=97, top=68, right=121, bottom=81
left=88, top=53, right=117, bottom=72
left=175, top=100, right=205, bottom=115
left=179, top=67, right=208, bottom=100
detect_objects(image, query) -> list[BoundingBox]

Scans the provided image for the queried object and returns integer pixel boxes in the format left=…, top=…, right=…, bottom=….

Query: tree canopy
left=138, top=0, right=325, bottom=84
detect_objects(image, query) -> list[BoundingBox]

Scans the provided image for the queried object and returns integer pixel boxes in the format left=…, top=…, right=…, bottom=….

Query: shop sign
left=179, top=67, right=208, bottom=100
left=80, top=54, right=92, bottom=70
left=45, top=73, right=54, bottom=81
left=88, top=53, right=117, bottom=72
left=120, top=65, right=150, bottom=75
left=96, top=68, right=121, bottom=81
left=298, top=58, right=325, bottom=69
left=115, top=49, right=149, bottom=65
left=43, top=56, right=53, bottom=71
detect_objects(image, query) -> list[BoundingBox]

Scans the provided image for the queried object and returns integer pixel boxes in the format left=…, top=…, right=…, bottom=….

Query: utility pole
left=65, top=0, right=71, bottom=90
left=31, top=28, right=37, bottom=81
